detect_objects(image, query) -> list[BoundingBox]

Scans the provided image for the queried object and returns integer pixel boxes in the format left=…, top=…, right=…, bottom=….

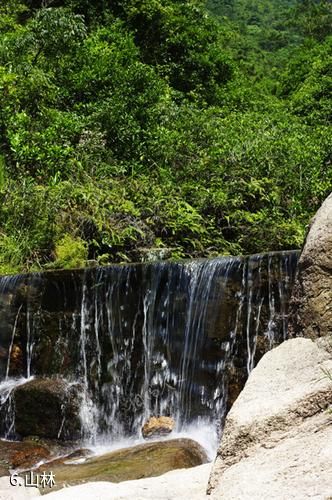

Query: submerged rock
left=141, top=416, right=175, bottom=439
left=35, top=438, right=208, bottom=490
left=13, top=378, right=83, bottom=440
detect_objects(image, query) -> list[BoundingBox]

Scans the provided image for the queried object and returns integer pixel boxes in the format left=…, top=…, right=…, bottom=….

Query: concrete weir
left=0, top=251, right=299, bottom=448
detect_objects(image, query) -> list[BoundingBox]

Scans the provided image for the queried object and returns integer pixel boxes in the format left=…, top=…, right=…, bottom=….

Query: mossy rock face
left=35, top=438, right=208, bottom=490
left=13, top=378, right=83, bottom=440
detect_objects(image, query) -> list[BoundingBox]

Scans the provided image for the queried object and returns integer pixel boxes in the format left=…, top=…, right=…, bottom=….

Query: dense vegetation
left=0, top=0, right=331, bottom=273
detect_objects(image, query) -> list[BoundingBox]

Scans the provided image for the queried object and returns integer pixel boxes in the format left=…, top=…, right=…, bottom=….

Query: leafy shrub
left=50, top=234, right=88, bottom=269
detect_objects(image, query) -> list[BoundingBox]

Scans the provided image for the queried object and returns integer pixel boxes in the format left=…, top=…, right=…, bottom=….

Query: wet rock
left=0, top=438, right=50, bottom=472
left=35, top=438, right=208, bottom=490
left=11, top=443, right=50, bottom=469
left=0, top=437, right=91, bottom=475
left=225, top=364, right=246, bottom=412
left=31, top=448, right=93, bottom=470
left=65, top=448, right=92, bottom=460
left=141, top=416, right=175, bottom=439
left=13, top=378, right=83, bottom=440
left=289, top=192, right=332, bottom=339
left=0, top=346, right=7, bottom=360
left=8, top=344, right=24, bottom=375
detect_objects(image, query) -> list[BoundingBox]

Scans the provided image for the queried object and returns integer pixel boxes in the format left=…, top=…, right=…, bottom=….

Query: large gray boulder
left=289, top=192, right=332, bottom=339
left=207, top=338, right=332, bottom=499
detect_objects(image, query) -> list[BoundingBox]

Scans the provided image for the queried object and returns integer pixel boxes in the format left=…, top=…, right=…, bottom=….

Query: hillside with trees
left=0, top=0, right=331, bottom=273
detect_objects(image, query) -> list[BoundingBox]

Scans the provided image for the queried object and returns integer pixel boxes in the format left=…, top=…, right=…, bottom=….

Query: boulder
left=0, top=476, right=41, bottom=499
left=35, top=438, right=208, bottom=489
left=207, top=338, right=332, bottom=499
left=289, top=192, right=332, bottom=339
left=141, top=416, right=175, bottom=439
left=13, top=378, right=83, bottom=440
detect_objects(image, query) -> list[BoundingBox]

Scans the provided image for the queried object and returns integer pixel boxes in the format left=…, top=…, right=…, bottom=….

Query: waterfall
left=0, top=377, right=34, bottom=438
left=5, top=304, right=22, bottom=380
left=0, top=251, right=299, bottom=447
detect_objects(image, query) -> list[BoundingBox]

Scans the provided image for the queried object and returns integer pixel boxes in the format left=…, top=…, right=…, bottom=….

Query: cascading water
left=0, top=251, right=299, bottom=453
left=0, top=377, right=34, bottom=438
left=5, top=304, right=22, bottom=380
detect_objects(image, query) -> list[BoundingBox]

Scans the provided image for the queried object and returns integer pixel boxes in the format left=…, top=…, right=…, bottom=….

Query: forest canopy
left=0, top=0, right=331, bottom=272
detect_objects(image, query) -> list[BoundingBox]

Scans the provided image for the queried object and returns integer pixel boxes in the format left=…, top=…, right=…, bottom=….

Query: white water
left=0, top=376, right=34, bottom=438
left=5, top=305, right=22, bottom=380
left=85, top=418, right=218, bottom=462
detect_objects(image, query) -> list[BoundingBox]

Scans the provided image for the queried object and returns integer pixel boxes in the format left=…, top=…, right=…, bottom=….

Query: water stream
left=0, top=251, right=299, bottom=453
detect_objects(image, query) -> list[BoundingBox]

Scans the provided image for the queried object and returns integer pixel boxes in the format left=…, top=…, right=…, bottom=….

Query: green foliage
left=279, top=37, right=332, bottom=125
left=0, top=155, right=6, bottom=190
left=0, top=0, right=331, bottom=273
left=122, top=0, right=233, bottom=103
left=0, top=1, right=28, bottom=34
left=51, top=234, right=88, bottom=269
left=289, top=0, right=332, bottom=41
left=0, top=180, right=55, bottom=273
